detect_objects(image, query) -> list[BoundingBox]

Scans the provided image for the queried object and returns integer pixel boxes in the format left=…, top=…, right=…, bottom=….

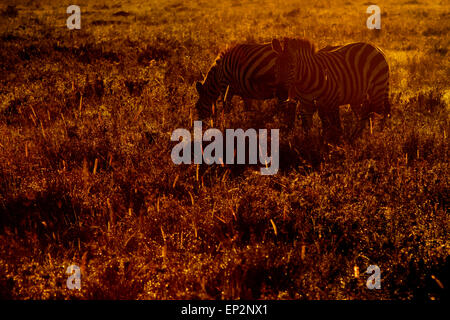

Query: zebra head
left=195, top=62, right=222, bottom=120
left=195, top=81, right=214, bottom=120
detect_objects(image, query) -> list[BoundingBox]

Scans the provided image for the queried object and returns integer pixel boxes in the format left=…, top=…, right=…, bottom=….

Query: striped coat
left=195, top=43, right=295, bottom=122
left=272, top=38, right=391, bottom=140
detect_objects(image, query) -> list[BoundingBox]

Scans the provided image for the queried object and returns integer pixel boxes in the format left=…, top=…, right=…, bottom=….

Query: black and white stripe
left=272, top=38, right=391, bottom=139
left=195, top=43, right=293, bottom=121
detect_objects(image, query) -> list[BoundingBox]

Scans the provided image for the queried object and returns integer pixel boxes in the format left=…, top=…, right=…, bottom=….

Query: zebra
left=194, top=42, right=340, bottom=125
left=195, top=42, right=297, bottom=125
left=271, top=38, right=391, bottom=141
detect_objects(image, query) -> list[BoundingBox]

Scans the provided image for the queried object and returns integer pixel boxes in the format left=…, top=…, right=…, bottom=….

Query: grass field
left=0, top=0, right=448, bottom=299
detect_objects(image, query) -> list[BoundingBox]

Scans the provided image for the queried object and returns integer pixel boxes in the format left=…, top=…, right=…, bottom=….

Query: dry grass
left=0, top=0, right=448, bottom=299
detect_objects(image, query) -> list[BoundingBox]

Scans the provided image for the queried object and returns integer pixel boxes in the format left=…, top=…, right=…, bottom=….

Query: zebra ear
left=272, top=39, right=283, bottom=54
left=195, top=81, right=203, bottom=94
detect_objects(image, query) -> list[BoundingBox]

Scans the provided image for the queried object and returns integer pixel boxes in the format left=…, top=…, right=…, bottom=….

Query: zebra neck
left=295, top=53, right=326, bottom=94
left=205, top=65, right=225, bottom=96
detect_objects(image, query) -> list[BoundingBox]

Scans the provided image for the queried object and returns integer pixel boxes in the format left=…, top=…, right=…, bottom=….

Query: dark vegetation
left=0, top=0, right=448, bottom=299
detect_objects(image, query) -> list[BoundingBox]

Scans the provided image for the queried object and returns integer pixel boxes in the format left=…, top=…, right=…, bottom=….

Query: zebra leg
left=278, top=99, right=297, bottom=128
left=374, top=87, right=391, bottom=131
left=319, top=105, right=342, bottom=144
left=317, top=105, right=330, bottom=133
left=350, top=103, right=362, bottom=140
left=299, top=104, right=315, bottom=135
left=288, top=101, right=297, bottom=127
left=328, top=106, right=343, bottom=140
left=350, top=102, right=370, bottom=139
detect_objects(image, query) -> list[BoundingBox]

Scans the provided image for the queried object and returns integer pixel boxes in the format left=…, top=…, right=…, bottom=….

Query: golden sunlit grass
left=0, top=0, right=448, bottom=299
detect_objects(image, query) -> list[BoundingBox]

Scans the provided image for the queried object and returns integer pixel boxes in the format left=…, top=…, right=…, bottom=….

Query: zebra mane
left=283, top=37, right=317, bottom=54
left=216, top=40, right=264, bottom=61
left=216, top=49, right=227, bottom=61
left=216, top=43, right=237, bottom=61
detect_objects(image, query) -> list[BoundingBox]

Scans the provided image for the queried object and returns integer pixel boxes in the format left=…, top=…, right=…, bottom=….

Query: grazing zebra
left=195, top=42, right=296, bottom=124
left=271, top=38, right=391, bottom=141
